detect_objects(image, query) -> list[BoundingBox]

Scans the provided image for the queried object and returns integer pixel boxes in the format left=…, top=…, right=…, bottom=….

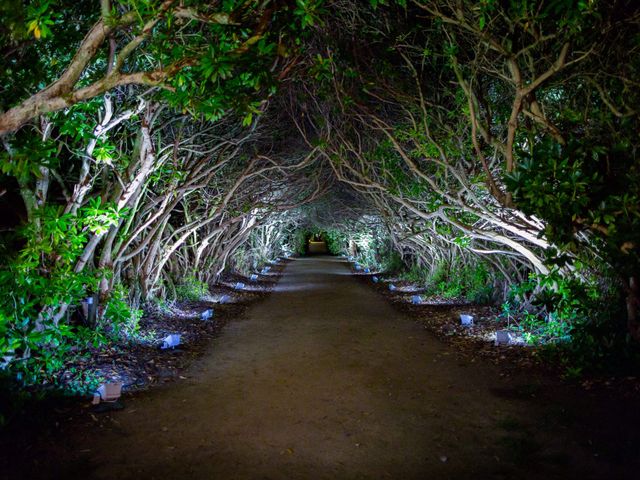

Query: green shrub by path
left=399, top=261, right=494, bottom=304
left=175, top=276, right=210, bottom=302
left=0, top=204, right=122, bottom=389
left=0, top=211, right=141, bottom=391
left=103, top=284, right=143, bottom=339
left=379, top=249, right=403, bottom=273
left=324, top=229, right=345, bottom=255
left=502, top=269, right=640, bottom=374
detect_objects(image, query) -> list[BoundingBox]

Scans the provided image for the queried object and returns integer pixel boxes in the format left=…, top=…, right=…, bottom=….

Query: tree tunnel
left=304, top=232, right=328, bottom=254
left=0, top=0, right=639, bottom=413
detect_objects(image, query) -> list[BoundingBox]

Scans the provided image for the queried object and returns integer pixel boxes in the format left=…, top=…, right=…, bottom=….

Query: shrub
left=502, top=269, right=640, bottom=373
left=175, top=275, right=209, bottom=302
left=0, top=205, right=106, bottom=387
left=103, top=284, right=143, bottom=339
left=380, top=249, right=404, bottom=273
left=418, top=262, right=494, bottom=304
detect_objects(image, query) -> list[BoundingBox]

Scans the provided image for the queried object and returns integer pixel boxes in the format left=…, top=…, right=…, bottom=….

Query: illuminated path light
left=25, top=256, right=633, bottom=479
left=92, top=382, right=123, bottom=405
left=460, top=314, right=474, bottom=326
left=495, top=330, right=513, bottom=345
left=160, top=334, right=181, bottom=349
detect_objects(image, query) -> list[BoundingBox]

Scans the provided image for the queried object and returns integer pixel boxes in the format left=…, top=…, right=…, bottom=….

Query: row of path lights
left=92, top=262, right=281, bottom=409
left=347, top=257, right=520, bottom=348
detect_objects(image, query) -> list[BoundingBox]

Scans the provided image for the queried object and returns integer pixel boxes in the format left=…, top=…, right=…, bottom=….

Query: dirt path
left=11, top=257, right=640, bottom=479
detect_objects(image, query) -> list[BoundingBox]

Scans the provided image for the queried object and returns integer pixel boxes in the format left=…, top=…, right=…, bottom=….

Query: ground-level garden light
left=160, top=334, right=181, bottom=349
left=460, top=314, right=474, bottom=326
left=92, top=382, right=123, bottom=405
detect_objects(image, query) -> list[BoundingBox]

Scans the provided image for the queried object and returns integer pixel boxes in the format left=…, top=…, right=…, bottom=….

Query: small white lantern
left=161, top=334, right=181, bottom=349
left=460, top=314, right=474, bottom=326
left=495, top=330, right=513, bottom=346
left=1, top=354, right=14, bottom=369
left=92, top=382, right=123, bottom=404
left=411, top=295, right=422, bottom=304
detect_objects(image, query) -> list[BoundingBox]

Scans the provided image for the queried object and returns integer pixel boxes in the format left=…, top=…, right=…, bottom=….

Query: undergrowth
left=175, top=275, right=210, bottom=302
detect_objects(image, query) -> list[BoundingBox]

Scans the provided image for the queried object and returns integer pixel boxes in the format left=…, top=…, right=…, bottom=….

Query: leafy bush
left=324, top=229, right=347, bottom=255
left=380, top=249, right=404, bottom=273
left=0, top=202, right=135, bottom=388
left=103, top=284, right=143, bottom=339
left=416, top=262, right=494, bottom=304
left=502, top=269, right=640, bottom=373
left=175, top=275, right=209, bottom=302
left=0, top=206, right=101, bottom=386
left=501, top=271, right=588, bottom=345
